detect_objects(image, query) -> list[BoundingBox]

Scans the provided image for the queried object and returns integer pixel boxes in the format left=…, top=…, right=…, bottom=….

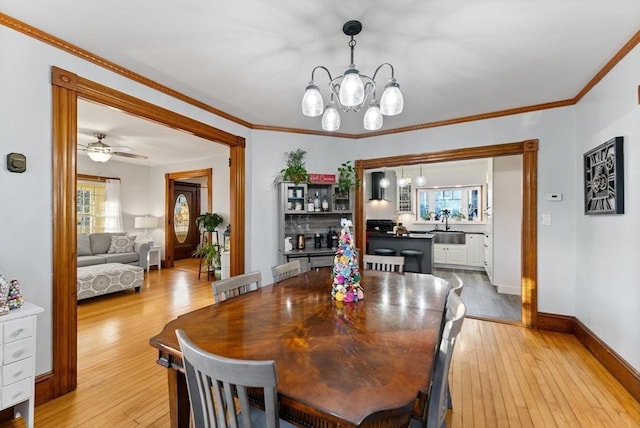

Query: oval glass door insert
left=174, top=194, right=190, bottom=243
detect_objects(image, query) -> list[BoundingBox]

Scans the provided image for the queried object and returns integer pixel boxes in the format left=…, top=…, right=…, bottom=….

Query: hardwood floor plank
left=2, top=260, right=638, bottom=428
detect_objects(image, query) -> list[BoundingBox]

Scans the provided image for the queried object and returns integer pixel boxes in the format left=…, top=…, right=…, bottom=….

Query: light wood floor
left=3, top=260, right=638, bottom=427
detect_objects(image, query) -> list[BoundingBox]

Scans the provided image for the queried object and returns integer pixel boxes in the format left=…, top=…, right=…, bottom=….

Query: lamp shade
left=363, top=103, right=383, bottom=130
left=380, top=79, right=404, bottom=116
left=87, top=151, right=112, bottom=162
left=339, top=67, right=364, bottom=107
left=135, top=216, right=158, bottom=229
left=301, top=82, right=324, bottom=117
left=322, top=104, right=341, bottom=131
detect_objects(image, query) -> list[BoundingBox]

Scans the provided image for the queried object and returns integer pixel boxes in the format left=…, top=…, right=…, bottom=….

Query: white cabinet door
left=484, top=233, right=493, bottom=283
left=467, top=234, right=485, bottom=267
left=433, top=245, right=446, bottom=263
left=433, top=244, right=467, bottom=265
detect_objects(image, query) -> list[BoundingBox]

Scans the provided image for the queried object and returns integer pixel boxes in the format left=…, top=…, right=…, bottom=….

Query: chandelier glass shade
left=87, top=150, right=112, bottom=163
left=301, top=20, right=404, bottom=132
left=414, top=164, right=427, bottom=186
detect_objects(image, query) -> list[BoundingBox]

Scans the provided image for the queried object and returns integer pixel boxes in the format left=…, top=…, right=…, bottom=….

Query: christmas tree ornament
left=8, top=279, right=24, bottom=310
left=331, top=218, right=364, bottom=302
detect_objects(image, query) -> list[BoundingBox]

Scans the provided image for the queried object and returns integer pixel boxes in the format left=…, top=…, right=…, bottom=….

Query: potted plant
left=195, top=212, right=224, bottom=232
left=452, top=213, right=466, bottom=221
left=274, top=148, right=309, bottom=186
left=336, top=161, right=360, bottom=196
left=192, top=241, right=221, bottom=277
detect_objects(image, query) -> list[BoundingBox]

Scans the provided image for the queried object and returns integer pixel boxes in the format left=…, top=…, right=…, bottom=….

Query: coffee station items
left=297, top=234, right=306, bottom=250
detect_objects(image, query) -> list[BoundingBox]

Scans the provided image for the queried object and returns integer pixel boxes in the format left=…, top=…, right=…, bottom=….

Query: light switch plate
left=546, top=193, right=562, bottom=201
left=541, top=214, right=552, bottom=226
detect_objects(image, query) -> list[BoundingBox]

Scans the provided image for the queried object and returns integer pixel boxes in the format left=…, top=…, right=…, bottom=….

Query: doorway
left=172, top=181, right=201, bottom=260
left=354, top=140, right=538, bottom=328
left=49, top=66, right=246, bottom=401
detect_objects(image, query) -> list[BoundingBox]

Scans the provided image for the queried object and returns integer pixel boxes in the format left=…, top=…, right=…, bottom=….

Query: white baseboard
left=496, top=284, right=521, bottom=295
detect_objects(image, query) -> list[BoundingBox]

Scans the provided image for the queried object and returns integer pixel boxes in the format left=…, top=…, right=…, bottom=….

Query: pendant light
left=415, top=164, right=427, bottom=186
left=379, top=169, right=390, bottom=189
left=397, top=166, right=408, bottom=187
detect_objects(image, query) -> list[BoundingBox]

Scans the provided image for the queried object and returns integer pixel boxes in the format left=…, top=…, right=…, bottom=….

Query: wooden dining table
left=149, top=268, right=450, bottom=428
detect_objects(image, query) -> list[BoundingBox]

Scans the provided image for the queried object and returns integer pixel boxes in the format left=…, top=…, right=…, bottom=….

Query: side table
left=147, top=246, right=162, bottom=272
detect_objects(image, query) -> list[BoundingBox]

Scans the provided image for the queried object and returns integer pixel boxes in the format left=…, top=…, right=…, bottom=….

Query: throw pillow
left=77, top=233, right=92, bottom=256
left=107, top=235, right=137, bottom=254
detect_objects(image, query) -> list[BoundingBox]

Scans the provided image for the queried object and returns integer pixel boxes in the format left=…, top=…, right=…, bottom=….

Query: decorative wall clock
left=583, top=136, right=624, bottom=215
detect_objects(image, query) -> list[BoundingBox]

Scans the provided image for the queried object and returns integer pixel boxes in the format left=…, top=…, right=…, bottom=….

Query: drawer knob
left=10, top=328, right=24, bottom=338
left=12, top=349, right=25, bottom=358
left=12, top=392, right=23, bottom=400
left=13, top=370, right=23, bottom=378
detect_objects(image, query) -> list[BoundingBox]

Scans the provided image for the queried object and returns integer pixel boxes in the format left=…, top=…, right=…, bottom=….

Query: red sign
left=308, top=173, right=336, bottom=183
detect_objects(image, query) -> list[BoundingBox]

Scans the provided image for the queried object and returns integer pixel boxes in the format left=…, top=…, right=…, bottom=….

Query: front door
left=172, top=181, right=201, bottom=260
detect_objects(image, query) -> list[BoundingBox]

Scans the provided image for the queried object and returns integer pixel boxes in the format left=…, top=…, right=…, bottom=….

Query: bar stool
left=374, top=248, right=396, bottom=256
left=400, top=249, right=423, bottom=273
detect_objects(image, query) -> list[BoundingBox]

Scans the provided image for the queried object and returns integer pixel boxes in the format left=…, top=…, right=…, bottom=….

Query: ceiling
left=2, top=1, right=640, bottom=161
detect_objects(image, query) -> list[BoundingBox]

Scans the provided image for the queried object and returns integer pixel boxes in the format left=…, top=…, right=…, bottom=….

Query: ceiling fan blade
left=77, top=143, right=89, bottom=149
left=113, top=152, right=148, bottom=160
left=109, top=145, right=134, bottom=152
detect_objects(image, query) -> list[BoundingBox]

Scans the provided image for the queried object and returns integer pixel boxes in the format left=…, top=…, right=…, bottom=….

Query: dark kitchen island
left=368, top=233, right=435, bottom=274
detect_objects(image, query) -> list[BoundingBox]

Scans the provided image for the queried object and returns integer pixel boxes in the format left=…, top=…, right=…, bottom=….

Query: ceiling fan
left=78, top=133, right=148, bottom=163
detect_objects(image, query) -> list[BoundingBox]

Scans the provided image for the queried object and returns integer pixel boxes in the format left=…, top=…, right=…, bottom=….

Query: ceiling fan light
left=339, top=67, right=364, bottom=107
left=363, top=102, right=383, bottom=131
left=380, top=78, right=403, bottom=116
left=301, top=82, right=324, bottom=117
left=87, top=151, right=112, bottom=162
left=321, top=103, right=341, bottom=131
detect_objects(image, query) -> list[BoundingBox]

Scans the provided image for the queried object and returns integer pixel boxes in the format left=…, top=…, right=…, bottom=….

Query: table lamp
left=134, top=216, right=158, bottom=245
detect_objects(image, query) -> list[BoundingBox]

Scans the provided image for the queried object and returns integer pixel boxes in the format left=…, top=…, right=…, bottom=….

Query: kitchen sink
left=428, top=230, right=466, bottom=244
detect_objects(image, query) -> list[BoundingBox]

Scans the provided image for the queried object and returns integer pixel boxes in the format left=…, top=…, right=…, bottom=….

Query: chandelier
left=301, top=20, right=404, bottom=132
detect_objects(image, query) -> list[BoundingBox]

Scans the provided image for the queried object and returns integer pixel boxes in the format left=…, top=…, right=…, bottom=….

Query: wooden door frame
left=354, top=140, right=538, bottom=327
left=165, top=169, right=213, bottom=267
left=48, top=66, right=246, bottom=401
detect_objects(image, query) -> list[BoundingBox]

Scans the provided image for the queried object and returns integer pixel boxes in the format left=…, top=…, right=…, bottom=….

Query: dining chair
left=213, top=271, right=261, bottom=303
left=175, top=329, right=296, bottom=428
left=411, top=292, right=466, bottom=428
left=271, top=260, right=302, bottom=283
left=448, top=272, right=464, bottom=296
left=363, top=254, right=405, bottom=273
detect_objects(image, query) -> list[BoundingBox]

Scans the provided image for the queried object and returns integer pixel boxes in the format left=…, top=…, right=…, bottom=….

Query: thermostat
left=546, top=193, right=562, bottom=201
left=6, top=153, right=26, bottom=173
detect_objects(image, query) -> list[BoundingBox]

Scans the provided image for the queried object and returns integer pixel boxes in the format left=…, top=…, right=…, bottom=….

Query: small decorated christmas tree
left=331, top=219, right=364, bottom=302
left=7, top=279, right=23, bottom=310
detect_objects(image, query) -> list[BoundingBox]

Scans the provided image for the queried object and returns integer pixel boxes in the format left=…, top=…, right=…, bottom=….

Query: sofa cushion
left=103, top=253, right=139, bottom=265
left=90, top=233, right=126, bottom=255
left=77, top=233, right=92, bottom=256
left=108, top=235, right=137, bottom=254
left=78, top=255, right=107, bottom=267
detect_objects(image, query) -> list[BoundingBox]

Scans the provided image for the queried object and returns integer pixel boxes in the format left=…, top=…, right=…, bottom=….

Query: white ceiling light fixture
left=301, top=20, right=404, bottom=132
left=86, top=134, right=112, bottom=162
left=415, top=164, right=427, bottom=186
left=397, top=166, right=408, bottom=187
left=379, top=170, right=390, bottom=189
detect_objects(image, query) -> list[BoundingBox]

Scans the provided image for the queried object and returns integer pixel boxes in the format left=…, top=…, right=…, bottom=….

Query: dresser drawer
left=3, top=317, right=34, bottom=343
left=3, top=338, right=34, bottom=365
left=2, top=358, right=33, bottom=387
left=0, top=378, right=31, bottom=408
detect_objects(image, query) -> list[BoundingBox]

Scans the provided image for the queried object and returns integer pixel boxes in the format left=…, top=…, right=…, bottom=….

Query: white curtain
left=104, top=179, right=124, bottom=232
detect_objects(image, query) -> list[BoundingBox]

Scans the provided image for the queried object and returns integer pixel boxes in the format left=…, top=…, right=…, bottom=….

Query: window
left=77, top=181, right=107, bottom=233
left=416, top=186, right=482, bottom=222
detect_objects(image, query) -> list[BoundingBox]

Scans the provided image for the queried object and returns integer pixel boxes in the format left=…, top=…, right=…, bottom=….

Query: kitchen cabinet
left=433, top=244, right=468, bottom=265
left=484, top=233, right=494, bottom=283
left=396, top=182, right=412, bottom=213
left=466, top=234, right=485, bottom=267
left=0, top=302, right=43, bottom=428
left=278, top=182, right=353, bottom=267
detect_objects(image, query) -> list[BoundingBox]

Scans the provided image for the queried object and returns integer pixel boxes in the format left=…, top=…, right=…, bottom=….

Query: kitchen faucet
left=440, top=209, right=451, bottom=231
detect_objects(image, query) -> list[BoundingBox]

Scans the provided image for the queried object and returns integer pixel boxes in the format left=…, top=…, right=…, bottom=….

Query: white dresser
left=0, top=302, right=43, bottom=428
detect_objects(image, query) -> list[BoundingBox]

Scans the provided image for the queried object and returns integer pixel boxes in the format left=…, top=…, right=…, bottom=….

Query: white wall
left=575, top=44, right=640, bottom=370
left=492, top=155, right=522, bottom=294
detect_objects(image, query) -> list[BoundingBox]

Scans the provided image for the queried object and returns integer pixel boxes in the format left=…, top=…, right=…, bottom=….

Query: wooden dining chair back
left=176, top=329, right=295, bottom=428
left=412, top=292, right=466, bottom=428
left=271, top=260, right=302, bottom=283
left=363, top=254, right=405, bottom=273
left=213, top=271, right=261, bottom=303
left=448, top=273, right=464, bottom=296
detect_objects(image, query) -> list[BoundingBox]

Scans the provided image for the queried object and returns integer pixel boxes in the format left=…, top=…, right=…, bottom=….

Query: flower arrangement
left=331, top=219, right=364, bottom=302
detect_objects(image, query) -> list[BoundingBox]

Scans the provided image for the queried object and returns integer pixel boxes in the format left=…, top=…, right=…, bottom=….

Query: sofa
left=77, top=233, right=150, bottom=270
